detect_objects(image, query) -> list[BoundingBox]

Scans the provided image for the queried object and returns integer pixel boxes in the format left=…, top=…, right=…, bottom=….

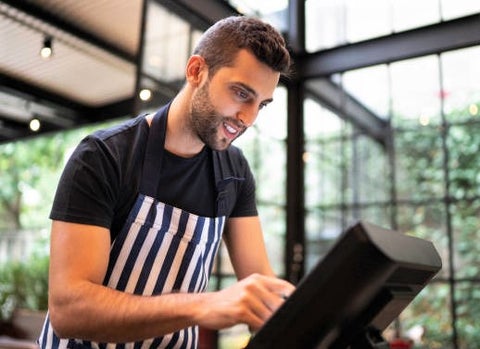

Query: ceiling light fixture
left=29, top=118, right=41, bottom=132
left=139, top=88, right=152, bottom=101
left=40, top=36, right=53, bottom=59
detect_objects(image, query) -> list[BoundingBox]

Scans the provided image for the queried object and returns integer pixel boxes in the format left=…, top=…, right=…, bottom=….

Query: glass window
left=305, top=136, right=345, bottom=207
left=305, top=0, right=347, bottom=51
left=306, top=0, right=455, bottom=52
left=391, top=0, right=440, bottom=32
left=447, top=124, right=480, bottom=200
left=441, top=0, right=480, bottom=20
left=304, top=44, right=480, bottom=347
left=303, top=92, right=392, bottom=276
left=258, top=205, right=286, bottom=275
left=305, top=209, right=344, bottom=272
left=227, top=0, right=288, bottom=31
left=350, top=204, right=392, bottom=229
left=395, top=127, right=446, bottom=201
left=396, top=203, right=449, bottom=279
left=390, top=55, right=442, bottom=127
left=455, top=281, right=480, bottom=347
left=142, top=3, right=194, bottom=82
left=304, top=98, right=343, bottom=139
left=304, top=98, right=344, bottom=207
left=442, top=46, right=480, bottom=122
left=345, top=0, right=392, bottom=43
left=451, top=201, right=480, bottom=279
left=342, top=64, right=390, bottom=119
left=348, top=134, right=390, bottom=205
left=398, top=283, right=453, bottom=347
left=255, top=139, right=287, bottom=203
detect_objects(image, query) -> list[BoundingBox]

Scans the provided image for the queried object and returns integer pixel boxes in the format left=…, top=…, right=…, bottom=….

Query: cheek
left=216, top=105, right=237, bottom=118
left=207, top=84, right=238, bottom=117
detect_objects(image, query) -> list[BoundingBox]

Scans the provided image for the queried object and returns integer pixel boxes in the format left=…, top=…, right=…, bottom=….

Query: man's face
left=190, top=49, right=280, bottom=151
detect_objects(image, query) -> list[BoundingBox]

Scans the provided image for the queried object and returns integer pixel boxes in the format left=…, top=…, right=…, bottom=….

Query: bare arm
left=48, top=220, right=292, bottom=342
left=223, top=216, right=276, bottom=279
left=222, top=216, right=295, bottom=322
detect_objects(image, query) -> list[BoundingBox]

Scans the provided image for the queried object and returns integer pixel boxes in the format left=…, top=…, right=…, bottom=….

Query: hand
left=196, top=273, right=295, bottom=332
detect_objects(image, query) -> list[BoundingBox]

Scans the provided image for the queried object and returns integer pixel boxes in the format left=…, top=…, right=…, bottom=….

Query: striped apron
left=39, top=105, right=226, bottom=349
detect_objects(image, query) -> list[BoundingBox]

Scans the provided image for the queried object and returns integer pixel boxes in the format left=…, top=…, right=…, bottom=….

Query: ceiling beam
left=157, top=0, right=239, bottom=30
left=299, top=13, right=480, bottom=78
left=305, top=79, right=389, bottom=145
left=177, top=0, right=238, bottom=23
left=0, top=72, right=89, bottom=113
left=0, top=116, right=66, bottom=144
left=0, top=119, right=30, bottom=142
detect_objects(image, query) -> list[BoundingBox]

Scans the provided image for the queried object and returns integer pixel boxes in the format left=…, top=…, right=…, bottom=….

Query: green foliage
left=394, top=104, right=480, bottom=347
left=448, top=123, right=480, bottom=199
left=0, top=255, right=49, bottom=322
left=0, top=272, right=16, bottom=322
left=0, top=118, right=124, bottom=231
left=0, top=134, right=69, bottom=230
left=395, top=126, right=445, bottom=200
left=400, top=284, right=452, bottom=348
left=456, top=282, right=480, bottom=349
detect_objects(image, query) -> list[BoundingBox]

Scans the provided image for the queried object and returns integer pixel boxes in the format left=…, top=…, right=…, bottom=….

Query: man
left=39, top=15, right=294, bottom=349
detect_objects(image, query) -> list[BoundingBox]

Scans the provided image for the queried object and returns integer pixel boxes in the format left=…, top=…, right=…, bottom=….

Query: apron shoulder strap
left=140, top=103, right=170, bottom=196
left=212, top=147, right=246, bottom=217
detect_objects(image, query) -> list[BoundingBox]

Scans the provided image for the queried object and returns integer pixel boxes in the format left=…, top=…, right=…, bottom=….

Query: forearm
left=49, top=280, right=205, bottom=343
left=50, top=274, right=294, bottom=342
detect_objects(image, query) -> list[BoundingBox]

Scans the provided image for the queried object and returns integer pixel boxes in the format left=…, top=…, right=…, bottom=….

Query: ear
left=186, top=55, right=207, bottom=86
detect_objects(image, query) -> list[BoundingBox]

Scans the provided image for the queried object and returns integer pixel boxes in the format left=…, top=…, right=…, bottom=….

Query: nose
left=236, top=106, right=258, bottom=128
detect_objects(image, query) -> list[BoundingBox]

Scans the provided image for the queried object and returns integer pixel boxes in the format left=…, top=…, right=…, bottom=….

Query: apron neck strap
left=140, top=103, right=169, bottom=195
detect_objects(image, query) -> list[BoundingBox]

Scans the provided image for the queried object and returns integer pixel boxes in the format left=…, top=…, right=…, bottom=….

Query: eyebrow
left=235, top=82, right=274, bottom=105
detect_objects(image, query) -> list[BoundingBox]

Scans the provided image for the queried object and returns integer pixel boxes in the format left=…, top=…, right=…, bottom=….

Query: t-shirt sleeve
left=229, top=151, right=258, bottom=218
left=49, top=135, right=121, bottom=229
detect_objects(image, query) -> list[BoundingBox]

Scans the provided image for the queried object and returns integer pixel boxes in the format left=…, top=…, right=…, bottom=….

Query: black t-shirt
left=50, top=114, right=257, bottom=240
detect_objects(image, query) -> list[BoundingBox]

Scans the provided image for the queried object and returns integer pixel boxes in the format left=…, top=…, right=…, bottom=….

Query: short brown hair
left=193, top=16, right=291, bottom=77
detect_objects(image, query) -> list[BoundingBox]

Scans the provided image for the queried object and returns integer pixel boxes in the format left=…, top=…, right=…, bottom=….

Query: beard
left=190, top=81, right=246, bottom=151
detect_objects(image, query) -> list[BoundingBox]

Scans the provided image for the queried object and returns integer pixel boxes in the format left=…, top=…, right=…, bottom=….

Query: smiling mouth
left=223, top=121, right=240, bottom=137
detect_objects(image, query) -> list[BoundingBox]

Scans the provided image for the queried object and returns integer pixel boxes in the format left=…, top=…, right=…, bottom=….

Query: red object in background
left=389, top=338, right=414, bottom=349
left=198, top=327, right=218, bottom=349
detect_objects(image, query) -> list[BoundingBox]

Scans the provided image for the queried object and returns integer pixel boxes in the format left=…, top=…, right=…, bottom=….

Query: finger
left=249, top=284, right=278, bottom=318
left=248, top=283, right=285, bottom=315
left=238, top=275, right=296, bottom=328
left=240, top=293, right=272, bottom=331
left=247, top=290, right=287, bottom=331
left=259, top=276, right=296, bottom=299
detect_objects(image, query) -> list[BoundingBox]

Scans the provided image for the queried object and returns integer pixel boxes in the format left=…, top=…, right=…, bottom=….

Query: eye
left=234, top=87, right=249, bottom=101
left=259, top=102, right=268, bottom=110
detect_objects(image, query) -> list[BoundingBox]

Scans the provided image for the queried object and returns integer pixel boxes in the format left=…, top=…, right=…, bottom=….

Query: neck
left=164, top=90, right=205, bottom=158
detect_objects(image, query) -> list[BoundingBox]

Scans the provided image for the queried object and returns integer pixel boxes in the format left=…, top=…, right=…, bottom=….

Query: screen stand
left=350, top=328, right=390, bottom=349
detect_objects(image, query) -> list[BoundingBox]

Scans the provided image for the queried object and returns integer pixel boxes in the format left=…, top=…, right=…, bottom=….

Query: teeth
left=224, top=122, right=237, bottom=134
